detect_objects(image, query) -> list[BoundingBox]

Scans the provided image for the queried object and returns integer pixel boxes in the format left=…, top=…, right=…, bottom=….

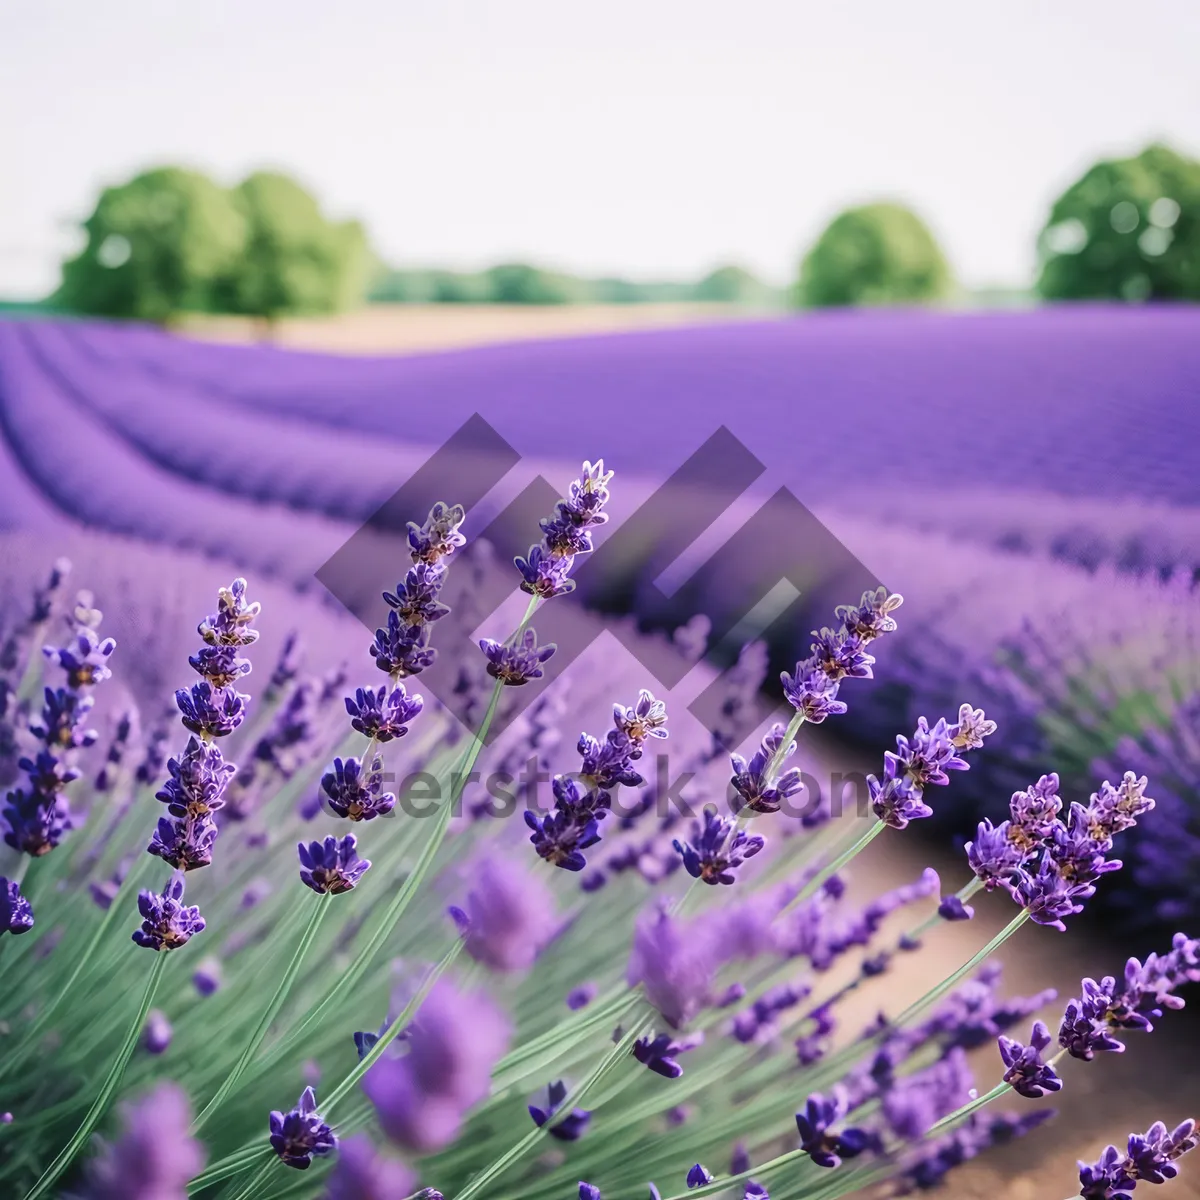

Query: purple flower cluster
left=672, top=805, right=765, bottom=886
left=131, top=873, right=205, bottom=952
left=4, top=598, right=114, bottom=860
left=321, top=755, right=396, bottom=822
left=0, top=875, right=34, bottom=936
left=795, top=1089, right=875, bottom=1169
left=516, top=459, right=613, bottom=598
left=269, top=1086, right=336, bottom=1169
left=297, top=834, right=371, bottom=895
left=781, top=588, right=903, bottom=723
left=452, top=856, right=557, bottom=971
left=528, top=1080, right=592, bottom=1141
left=1057, top=934, right=1200, bottom=1060
left=78, top=1083, right=205, bottom=1199
left=869, top=705, right=997, bottom=830
left=148, top=579, right=258, bottom=873
left=363, top=979, right=510, bottom=1153
left=526, top=689, right=667, bottom=872
left=480, top=628, right=557, bottom=687
left=633, top=1031, right=704, bottom=1078
left=728, top=724, right=804, bottom=817
left=370, top=504, right=464, bottom=678
left=1080, top=1119, right=1199, bottom=1198
left=967, top=771, right=1152, bottom=931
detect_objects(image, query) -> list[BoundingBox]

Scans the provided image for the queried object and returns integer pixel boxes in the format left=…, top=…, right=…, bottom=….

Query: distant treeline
left=368, top=262, right=784, bottom=306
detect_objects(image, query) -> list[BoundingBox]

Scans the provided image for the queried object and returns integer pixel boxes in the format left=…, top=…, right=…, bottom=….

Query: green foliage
left=56, top=168, right=247, bottom=323
left=1036, top=143, right=1200, bottom=302
left=368, top=262, right=782, bottom=306
left=57, top=167, right=369, bottom=324
left=797, top=202, right=953, bottom=308
left=482, top=262, right=583, bottom=305
left=216, top=172, right=370, bottom=320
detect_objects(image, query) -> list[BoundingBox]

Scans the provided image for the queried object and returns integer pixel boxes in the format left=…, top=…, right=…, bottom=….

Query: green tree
left=56, top=167, right=246, bottom=322
left=796, top=203, right=952, bottom=308
left=1036, top=143, right=1200, bottom=302
left=483, top=263, right=582, bottom=304
left=693, top=264, right=776, bottom=304
left=218, top=171, right=370, bottom=321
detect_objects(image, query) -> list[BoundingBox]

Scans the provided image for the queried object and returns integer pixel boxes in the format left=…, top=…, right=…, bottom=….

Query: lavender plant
left=0, top=461, right=1196, bottom=1200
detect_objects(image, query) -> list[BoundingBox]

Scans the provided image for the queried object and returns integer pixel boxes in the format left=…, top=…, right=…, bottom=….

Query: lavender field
left=3, top=306, right=1200, bottom=1198
left=2, top=307, right=1200, bottom=925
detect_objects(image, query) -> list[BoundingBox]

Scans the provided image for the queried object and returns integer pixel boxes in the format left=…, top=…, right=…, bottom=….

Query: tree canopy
left=1036, top=143, right=1200, bottom=302
left=797, top=203, right=953, bottom=308
left=57, top=167, right=369, bottom=323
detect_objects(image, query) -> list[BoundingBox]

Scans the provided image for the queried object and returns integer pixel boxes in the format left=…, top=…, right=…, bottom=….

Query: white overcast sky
left=2, top=0, right=1198, bottom=297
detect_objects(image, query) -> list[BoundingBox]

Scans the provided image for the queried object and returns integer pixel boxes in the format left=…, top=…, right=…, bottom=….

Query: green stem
left=23, top=952, right=168, bottom=1200
left=0, top=855, right=152, bottom=1079
left=454, top=1012, right=652, bottom=1200
left=223, top=1156, right=276, bottom=1200
left=192, top=893, right=332, bottom=1131
left=885, top=908, right=1030, bottom=1033
left=778, top=818, right=887, bottom=918
left=324, top=936, right=465, bottom=1115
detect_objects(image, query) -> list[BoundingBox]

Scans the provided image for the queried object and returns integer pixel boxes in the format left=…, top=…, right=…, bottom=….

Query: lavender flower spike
left=673, top=806, right=765, bottom=885
left=528, top=1080, right=592, bottom=1140
left=997, top=1019, right=1063, bottom=1098
left=457, top=857, right=557, bottom=971
left=321, top=756, right=396, bottom=821
left=269, top=1086, right=337, bottom=1169
left=407, top=501, right=467, bottom=564
left=480, top=629, right=556, bottom=686
left=78, top=1083, right=205, bottom=1199
left=298, top=834, right=371, bottom=894
left=1079, top=1118, right=1199, bottom=1198
left=0, top=875, right=34, bottom=935
left=324, top=1134, right=415, bottom=1200
left=132, top=873, right=206, bottom=951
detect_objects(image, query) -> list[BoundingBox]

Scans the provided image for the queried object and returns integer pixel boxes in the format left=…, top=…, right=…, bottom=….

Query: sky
left=2, top=0, right=1198, bottom=298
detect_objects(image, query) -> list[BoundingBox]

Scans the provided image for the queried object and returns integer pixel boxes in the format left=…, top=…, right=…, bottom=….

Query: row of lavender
left=1, top=460, right=1198, bottom=1199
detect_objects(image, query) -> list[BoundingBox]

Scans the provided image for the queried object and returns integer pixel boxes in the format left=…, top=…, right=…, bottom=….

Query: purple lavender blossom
left=0, top=875, right=34, bottom=935
left=363, top=980, right=510, bottom=1153
left=782, top=589, right=904, bottom=723
left=370, top=613, right=438, bottom=678
left=627, top=906, right=718, bottom=1029
left=516, top=545, right=577, bottom=598
left=197, top=577, right=261, bottom=647
left=78, top=1083, right=205, bottom=1199
left=1051, top=801, right=1124, bottom=885
left=156, top=737, right=236, bottom=819
left=613, top=689, right=669, bottom=744
left=147, top=815, right=217, bottom=872
left=537, top=460, right=614, bottom=558
left=870, top=708, right=994, bottom=830
left=730, top=984, right=809, bottom=1044
left=192, top=957, right=223, bottom=996
left=143, top=1009, right=172, bottom=1054
left=1010, top=851, right=1094, bottom=931
left=728, top=724, right=804, bottom=816
left=407, top=501, right=467, bottom=564
left=686, top=1164, right=714, bottom=1187
left=132, top=874, right=205, bottom=951
left=524, top=806, right=602, bottom=872
left=528, top=1080, right=591, bottom=1140
left=480, top=629, right=556, bottom=686
left=966, top=818, right=1027, bottom=890
left=174, top=681, right=247, bottom=739
left=1079, top=1119, right=1199, bottom=1198
left=632, top=1031, right=704, bottom=1078
left=997, top=1020, right=1063, bottom=1098
left=324, top=1134, right=415, bottom=1200
left=456, top=857, right=557, bottom=971
left=795, top=1089, right=874, bottom=1169
left=43, top=624, right=116, bottom=689
left=673, top=806, right=765, bottom=886
left=345, top=684, right=423, bottom=742
left=298, top=834, right=371, bottom=894
left=1089, top=771, right=1155, bottom=838
left=269, top=1086, right=336, bottom=1169
left=383, top=562, right=451, bottom=627
left=580, top=1185, right=602, bottom=1200
left=1009, top=773, right=1063, bottom=846
left=321, top=756, right=396, bottom=821
left=938, top=894, right=975, bottom=921
left=567, top=983, right=598, bottom=1010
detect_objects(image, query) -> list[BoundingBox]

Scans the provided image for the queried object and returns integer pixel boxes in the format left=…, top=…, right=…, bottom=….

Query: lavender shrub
left=0, top=460, right=1196, bottom=1200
